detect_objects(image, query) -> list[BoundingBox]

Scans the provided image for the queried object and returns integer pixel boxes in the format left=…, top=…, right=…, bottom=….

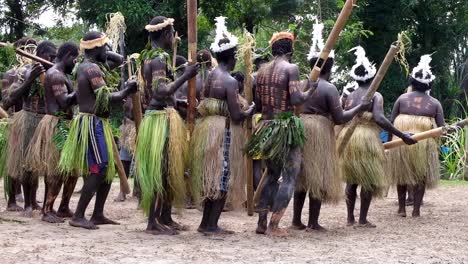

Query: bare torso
left=391, top=91, right=445, bottom=127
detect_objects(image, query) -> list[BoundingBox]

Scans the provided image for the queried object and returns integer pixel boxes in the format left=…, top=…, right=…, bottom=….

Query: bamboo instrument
left=337, top=43, right=400, bottom=155
left=127, top=57, right=143, bottom=133
left=384, top=118, right=468, bottom=150
left=253, top=168, right=268, bottom=206
left=186, top=0, right=198, bottom=133
left=111, top=138, right=131, bottom=194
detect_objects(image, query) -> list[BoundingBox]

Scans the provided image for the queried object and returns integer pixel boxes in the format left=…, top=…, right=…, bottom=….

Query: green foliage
left=52, top=119, right=70, bottom=151
left=0, top=43, right=17, bottom=77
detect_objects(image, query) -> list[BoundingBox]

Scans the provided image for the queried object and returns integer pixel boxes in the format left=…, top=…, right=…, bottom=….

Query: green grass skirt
left=0, top=118, right=12, bottom=200
left=135, top=108, right=188, bottom=215
left=58, top=113, right=116, bottom=183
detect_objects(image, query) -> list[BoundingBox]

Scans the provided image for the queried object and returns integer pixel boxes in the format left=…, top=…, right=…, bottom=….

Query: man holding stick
left=59, top=31, right=137, bottom=229
left=292, top=23, right=369, bottom=232
left=387, top=54, right=445, bottom=217
left=337, top=46, right=416, bottom=228
left=136, top=16, right=198, bottom=235
left=246, top=31, right=317, bottom=237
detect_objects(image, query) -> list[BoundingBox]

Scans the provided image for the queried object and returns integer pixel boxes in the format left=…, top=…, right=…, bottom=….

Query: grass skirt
left=0, top=118, right=11, bottom=199
left=296, top=114, right=342, bottom=203
left=120, top=117, right=136, bottom=154
left=58, top=113, right=116, bottom=182
left=191, top=99, right=228, bottom=201
left=6, top=110, right=43, bottom=180
left=387, top=114, right=439, bottom=188
left=26, top=115, right=69, bottom=186
left=226, top=122, right=247, bottom=209
left=135, top=108, right=188, bottom=215
left=337, top=112, right=385, bottom=195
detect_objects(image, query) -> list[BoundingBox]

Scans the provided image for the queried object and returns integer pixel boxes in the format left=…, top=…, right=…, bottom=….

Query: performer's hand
left=246, top=102, right=256, bottom=116
left=358, top=100, right=373, bottom=112
left=27, top=63, right=45, bottom=84
left=401, top=133, right=417, bottom=145
left=126, top=80, right=138, bottom=94
left=184, top=62, right=200, bottom=79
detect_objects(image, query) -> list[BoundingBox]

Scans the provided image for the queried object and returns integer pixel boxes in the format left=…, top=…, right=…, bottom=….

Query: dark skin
left=175, top=66, right=211, bottom=119
left=292, top=70, right=368, bottom=232
left=197, top=50, right=254, bottom=236
left=69, top=40, right=137, bottom=230
left=390, top=88, right=445, bottom=217
left=255, top=53, right=317, bottom=237
left=142, top=24, right=198, bottom=235
left=1, top=68, right=24, bottom=212
left=344, top=82, right=417, bottom=227
left=6, top=50, right=54, bottom=217
left=41, top=51, right=79, bottom=223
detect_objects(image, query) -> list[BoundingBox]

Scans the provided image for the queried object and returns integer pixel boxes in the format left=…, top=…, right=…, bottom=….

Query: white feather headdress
left=210, top=16, right=238, bottom=53
left=411, top=54, right=435, bottom=84
left=349, top=46, right=376, bottom=82
left=307, top=21, right=334, bottom=61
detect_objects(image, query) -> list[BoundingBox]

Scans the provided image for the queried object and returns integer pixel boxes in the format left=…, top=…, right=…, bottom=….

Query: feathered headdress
left=145, top=18, right=174, bottom=32
left=349, top=46, right=376, bottom=82
left=411, top=54, right=435, bottom=84
left=307, top=21, right=334, bottom=61
left=210, top=16, right=238, bottom=53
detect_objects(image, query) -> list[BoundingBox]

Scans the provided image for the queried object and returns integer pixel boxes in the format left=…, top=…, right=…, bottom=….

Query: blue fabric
left=119, top=146, right=133, bottom=161
left=86, top=116, right=108, bottom=173
left=219, top=128, right=231, bottom=193
left=380, top=130, right=389, bottom=143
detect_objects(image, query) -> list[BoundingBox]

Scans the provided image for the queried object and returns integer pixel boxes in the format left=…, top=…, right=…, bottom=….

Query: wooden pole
left=172, top=32, right=180, bottom=72
left=111, top=138, right=131, bottom=194
left=243, top=31, right=255, bottom=216
left=0, top=42, right=53, bottom=67
left=337, top=44, right=399, bottom=155
left=127, top=57, right=143, bottom=133
left=464, top=128, right=468, bottom=180
left=308, top=0, right=356, bottom=82
left=384, top=118, right=468, bottom=150
left=186, top=0, right=197, bottom=133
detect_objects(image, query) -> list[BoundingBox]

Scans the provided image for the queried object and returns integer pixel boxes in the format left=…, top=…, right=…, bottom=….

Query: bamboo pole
left=186, top=0, right=197, bottom=133
left=243, top=31, right=255, bottom=216
left=111, top=138, right=131, bottom=194
left=384, top=118, right=468, bottom=150
left=127, top=57, right=143, bottom=133
left=253, top=169, right=268, bottom=205
left=172, top=32, right=180, bottom=72
left=308, top=0, right=356, bottom=82
left=464, top=128, right=468, bottom=180
left=337, top=44, right=399, bottom=155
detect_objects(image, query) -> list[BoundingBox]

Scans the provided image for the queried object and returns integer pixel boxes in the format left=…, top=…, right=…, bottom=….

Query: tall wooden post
left=187, top=0, right=197, bottom=133
left=464, top=128, right=468, bottom=180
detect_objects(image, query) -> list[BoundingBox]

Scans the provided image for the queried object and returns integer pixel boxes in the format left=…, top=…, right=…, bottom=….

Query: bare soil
left=1, top=179, right=467, bottom=264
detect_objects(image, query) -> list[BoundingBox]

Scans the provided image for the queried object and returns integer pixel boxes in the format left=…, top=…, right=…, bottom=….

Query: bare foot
left=42, top=212, right=64, bottom=223
left=147, top=223, right=178, bottom=235
left=56, top=207, right=74, bottom=218
left=7, top=203, right=23, bottom=212
left=290, top=222, right=306, bottom=230
left=357, top=221, right=376, bottom=228
left=306, top=224, right=327, bottom=232
left=114, top=192, right=126, bottom=202
left=167, top=221, right=189, bottom=231
left=397, top=208, right=407, bottom=217
left=69, top=218, right=98, bottom=230
left=23, top=206, right=33, bottom=217
left=32, top=202, right=42, bottom=211
left=265, top=226, right=289, bottom=237
left=200, top=227, right=234, bottom=236
left=255, top=225, right=266, bottom=235
left=346, top=219, right=356, bottom=227
left=90, top=215, right=120, bottom=225
left=406, top=199, right=414, bottom=206
left=412, top=211, right=421, bottom=218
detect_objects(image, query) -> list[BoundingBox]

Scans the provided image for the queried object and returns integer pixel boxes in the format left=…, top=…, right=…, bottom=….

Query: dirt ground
left=1, top=179, right=468, bottom=264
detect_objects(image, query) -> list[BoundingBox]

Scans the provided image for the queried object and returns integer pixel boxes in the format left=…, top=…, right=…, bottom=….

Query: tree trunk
left=464, top=128, right=468, bottom=181
left=6, top=0, right=26, bottom=41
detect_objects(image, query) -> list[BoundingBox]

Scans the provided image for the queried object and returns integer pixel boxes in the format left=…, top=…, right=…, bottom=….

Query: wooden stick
left=0, top=106, right=9, bottom=119
left=243, top=31, right=255, bottom=216
left=186, top=0, right=197, bottom=134
left=172, top=32, right=180, bottom=72
left=337, top=44, right=399, bottom=155
left=127, top=57, right=143, bottom=133
left=384, top=118, right=468, bottom=150
left=111, top=137, right=131, bottom=194
left=308, top=0, right=356, bottom=82
left=253, top=168, right=268, bottom=206
left=0, top=42, right=53, bottom=67
left=464, top=128, right=468, bottom=180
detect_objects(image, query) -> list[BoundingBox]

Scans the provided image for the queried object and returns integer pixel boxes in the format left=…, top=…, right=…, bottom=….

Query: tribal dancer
left=27, top=42, right=80, bottom=223
left=136, top=16, right=198, bottom=235
left=191, top=17, right=254, bottom=235
left=292, top=22, right=368, bottom=232
left=388, top=54, right=444, bottom=217
left=246, top=31, right=317, bottom=237
left=5, top=41, right=55, bottom=217
left=0, top=37, right=37, bottom=211
left=59, top=31, right=137, bottom=229
left=337, top=46, right=416, bottom=228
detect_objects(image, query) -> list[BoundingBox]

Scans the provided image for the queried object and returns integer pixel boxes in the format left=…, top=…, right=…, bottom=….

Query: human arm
left=226, top=78, right=254, bottom=122
left=328, top=86, right=370, bottom=125
left=288, top=65, right=318, bottom=106
left=372, top=93, right=416, bottom=145
left=152, top=58, right=198, bottom=99
left=8, top=63, right=45, bottom=104
left=434, top=100, right=446, bottom=127
left=106, top=51, right=124, bottom=70
left=48, top=71, right=76, bottom=109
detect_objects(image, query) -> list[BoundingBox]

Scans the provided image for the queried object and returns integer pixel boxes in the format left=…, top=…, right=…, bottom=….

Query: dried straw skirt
left=296, top=114, right=342, bottom=203
left=26, top=115, right=70, bottom=186
left=337, top=113, right=385, bottom=195
left=120, top=117, right=136, bottom=154
left=6, top=110, right=43, bottom=181
left=387, top=114, right=439, bottom=188
left=135, top=108, right=188, bottom=215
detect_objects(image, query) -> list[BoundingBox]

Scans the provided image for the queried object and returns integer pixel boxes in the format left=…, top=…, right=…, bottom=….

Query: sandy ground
left=1, top=179, right=468, bottom=264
